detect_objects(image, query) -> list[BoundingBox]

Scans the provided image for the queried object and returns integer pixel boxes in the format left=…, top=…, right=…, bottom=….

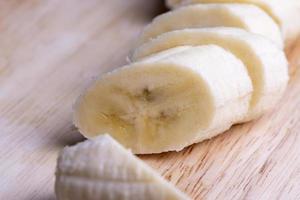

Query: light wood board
left=0, top=1, right=299, bottom=199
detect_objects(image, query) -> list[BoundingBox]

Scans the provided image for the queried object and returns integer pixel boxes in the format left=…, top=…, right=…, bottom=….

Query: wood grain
left=0, top=1, right=299, bottom=199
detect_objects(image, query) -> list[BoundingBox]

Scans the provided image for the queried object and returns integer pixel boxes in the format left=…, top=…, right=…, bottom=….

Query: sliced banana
left=132, top=28, right=289, bottom=121
left=272, top=0, right=300, bottom=44
left=74, top=45, right=252, bottom=153
left=169, top=0, right=300, bottom=43
left=138, top=4, right=283, bottom=48
left=55, top=135, right=190, bottom=200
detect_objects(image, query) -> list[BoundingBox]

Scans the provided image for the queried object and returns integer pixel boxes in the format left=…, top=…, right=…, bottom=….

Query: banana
left=73, top=45, right=252, bottom=153
left=55, top=135, right=190, bottom=200
left=167, top=0, right=300, bottom=43
left=132, top=27, right=289, bottom=122
left=272, top=0, right=300, bottom=45
left=138, top=4, right=283, bottom=48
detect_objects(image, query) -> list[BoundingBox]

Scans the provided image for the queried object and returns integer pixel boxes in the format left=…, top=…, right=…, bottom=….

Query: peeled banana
left=132, top=27, right=289, bottom=121
left=59, top=0, right=292, bottom=198
left=166, top=0, right=300, bottom=43
left=55, top=135, right=190, bottom=200
left=138, top=4, right=283, bottom=48
left=74, top=45, right=252, bottom=153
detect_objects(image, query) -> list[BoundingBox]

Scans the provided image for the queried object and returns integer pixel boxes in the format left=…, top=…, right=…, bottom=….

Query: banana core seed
left=116, top=87, right=180, bottom=127
left=141, top=88, right=154, bottom=102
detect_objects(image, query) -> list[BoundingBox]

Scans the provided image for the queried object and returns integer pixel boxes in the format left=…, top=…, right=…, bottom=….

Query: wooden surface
left=0, top=1, right=299, bottom=199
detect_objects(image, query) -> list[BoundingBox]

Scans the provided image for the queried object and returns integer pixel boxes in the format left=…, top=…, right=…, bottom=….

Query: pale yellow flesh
left=139, top=4, right=283, bottom=48
left=169, top=0, right=300, bottom=42
left=74, top=45, right=252, bottom=153
left=74, top=63, right=214, bottom=153
left=55, top=135, right=190, bottom=200
left=173, top=0, right=280, bottom=24
left=132, top=28, right=289, bottom=121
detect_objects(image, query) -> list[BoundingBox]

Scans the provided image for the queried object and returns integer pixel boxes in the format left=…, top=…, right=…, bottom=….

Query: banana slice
left=169, top=0, right=300, bottom=43
left=132, top=28, right=289, bottom=121
left=74, top=45, right=252, bottom=153
left=55, top=135, right=190, bottom=200
left=138, top=4, right=283, bottom=48
left=273, top=0, right=300, bottom=45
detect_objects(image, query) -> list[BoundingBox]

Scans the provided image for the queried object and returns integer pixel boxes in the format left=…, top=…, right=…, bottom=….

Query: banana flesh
left=74, top=45, right=252, bottom=153
left=166, top=0, right=300, bottom=43
left=138, top=4, right=283, bottom=48
left=55, top=135, right=190, bottom=200
left=132, top=27, right=289, bottom=122
left=61, top=0, right=292, bottom=197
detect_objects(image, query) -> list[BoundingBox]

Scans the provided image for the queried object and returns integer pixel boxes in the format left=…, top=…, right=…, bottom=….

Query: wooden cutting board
left=1, top=1, right=299, bottom=199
